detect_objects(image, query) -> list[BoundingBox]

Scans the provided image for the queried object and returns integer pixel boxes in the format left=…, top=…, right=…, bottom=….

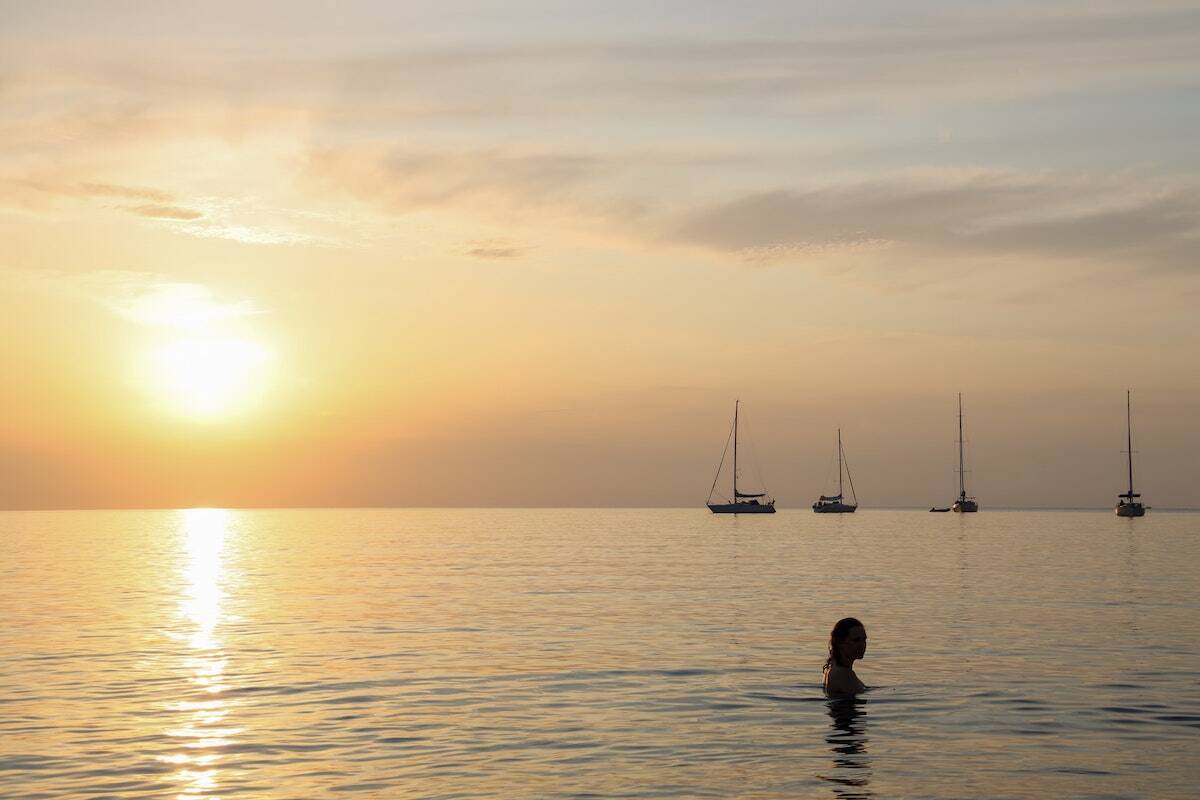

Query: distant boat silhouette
left=950, top=393, right=979, bottom=513
left=1116, top=389, right=1147, bottom=517
left=707, top=400, right=775, bottom=514
left=929, top=507, right=951, bottom=513
left=813, top=428, right=857, bottom=513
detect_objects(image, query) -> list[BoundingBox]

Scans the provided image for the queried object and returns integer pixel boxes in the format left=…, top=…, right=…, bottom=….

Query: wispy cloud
left=1, top=174, right=341, bottom=246
left=673, top=171, right=1200, bottom=276
left=116, top=282, right=261, bottom=330
left=180, top=222, right=325, bottom=246
left=304, top=147, right=602, bottom=214
left=78, top=182, right=172, bottom=202
left=22, top=6, right=1198, bottom=114
left=36, top=271, right=264, bottom=331
left=0, top=176, right=199, bottom=219
left=124, top=203, right=204, bottom=220
left=463, top=240, right=530, bottom=260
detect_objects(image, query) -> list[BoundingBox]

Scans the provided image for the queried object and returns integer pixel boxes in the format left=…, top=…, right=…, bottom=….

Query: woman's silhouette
left=823, top=617, right=868, bottom=696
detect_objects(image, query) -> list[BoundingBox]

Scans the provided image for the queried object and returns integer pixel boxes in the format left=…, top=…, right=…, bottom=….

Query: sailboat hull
left=813, top=502, right=856, bottom=513
left=1115, top=502, right=1145, bottom=517
left=952, top=500, right=979, bottom=513
left=708, top=502, right=776, bottom=514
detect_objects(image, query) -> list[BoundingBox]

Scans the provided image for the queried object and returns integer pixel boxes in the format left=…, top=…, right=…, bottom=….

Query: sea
left=2, top=508, right=1198, bottom=799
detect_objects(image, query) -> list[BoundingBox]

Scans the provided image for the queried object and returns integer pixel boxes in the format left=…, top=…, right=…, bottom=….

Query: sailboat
left=706, top=400, right=776, bottom=514
left=813, top=428, right=857, bottom=513
left=951, top=393, right=979, bottom=513
left=1116, top=389, right=1146, bottom=517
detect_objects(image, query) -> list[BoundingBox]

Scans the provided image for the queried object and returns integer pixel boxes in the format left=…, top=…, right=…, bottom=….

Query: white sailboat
left=813, top=428, right=857, bottom=513
left=951, top=393, right=979, bottom=513
left=707, top=400, right=776, bottom=514
left=1116, top=389, right=1147, bottom=517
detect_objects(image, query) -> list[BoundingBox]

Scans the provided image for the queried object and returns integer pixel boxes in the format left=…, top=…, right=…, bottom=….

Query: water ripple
left=2, top=509, right=1198, bottom=798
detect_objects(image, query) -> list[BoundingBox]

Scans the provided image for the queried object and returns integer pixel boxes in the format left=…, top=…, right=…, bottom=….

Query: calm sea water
left=2, top=509, right=1198, bottom=799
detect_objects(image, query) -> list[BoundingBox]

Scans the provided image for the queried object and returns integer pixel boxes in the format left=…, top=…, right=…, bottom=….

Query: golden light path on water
left=160, top=508, right=240, bottom=800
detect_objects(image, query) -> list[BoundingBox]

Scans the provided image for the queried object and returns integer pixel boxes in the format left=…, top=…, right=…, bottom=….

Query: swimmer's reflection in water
left=822, top=698, right=872, bottom=799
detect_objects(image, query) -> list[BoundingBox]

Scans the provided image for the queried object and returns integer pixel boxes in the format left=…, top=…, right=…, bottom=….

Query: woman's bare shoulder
left=823, top=664, right=866, bottom=695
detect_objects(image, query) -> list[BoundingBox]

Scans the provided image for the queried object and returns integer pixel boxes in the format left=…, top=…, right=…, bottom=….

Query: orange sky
left=3, top=2, right=1199, bottom=508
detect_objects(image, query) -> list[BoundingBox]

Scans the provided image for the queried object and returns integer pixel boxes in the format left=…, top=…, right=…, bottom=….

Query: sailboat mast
left=733, top=400, right=739, bottom=499
left=1126, top=389, right=1134, bottom=496
left=957, top=393, right=967, bottom=499
left=837, top=428, right=844, bottom=497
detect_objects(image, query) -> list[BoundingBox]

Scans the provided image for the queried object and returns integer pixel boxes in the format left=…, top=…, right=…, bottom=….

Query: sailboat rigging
left=813, top=428, right=858, bottom=513
left=707, top=400, right=776, bottom=514
left=951, top=393, right=979, bottom=513
left=1116, top=389, right=1147, bottom=517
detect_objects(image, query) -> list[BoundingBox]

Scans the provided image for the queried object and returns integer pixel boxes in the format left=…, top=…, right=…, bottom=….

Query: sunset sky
left=3, top=1, right=1199, bottom=509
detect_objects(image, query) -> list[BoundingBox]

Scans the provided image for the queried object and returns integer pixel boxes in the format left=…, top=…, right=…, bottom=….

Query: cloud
left=464, top=240, right=530, bottom=260
left=180, top=222, right=325, bottom=246
left=301, top=143, right=1200, bottom=282
left=34, top=272, right=264, bottom=330
left=260, top=7, right=1200, bottom=114
left=114, top=281, right=261, bottom=330
left=672, top=172, right=1200, bottom=275
left=299, top=144, right=654, bottom=244
left=123, top=203, right=204, bottom=220
left=0, top=176, right=192, bottom=216
left=79, top=182, right=172, bottom=202
left=291, top=8, right=1198, bottom=109
left=1, top=172, right=336, bottom=245
left=305, top=147, right=601, bottom=213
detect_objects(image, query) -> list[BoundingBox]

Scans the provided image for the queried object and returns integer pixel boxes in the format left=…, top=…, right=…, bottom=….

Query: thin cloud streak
left=304, top=147, right=603, bottom=213
left=79, top=182, right=173, bottom=202
left=124, top=203, right=204, bottom=220
left=673, top=173, right=1200, bottom=276
left=465, top=242, right=530, bottom=260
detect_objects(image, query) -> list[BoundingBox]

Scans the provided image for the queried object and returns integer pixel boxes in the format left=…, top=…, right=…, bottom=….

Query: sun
left=125, top=283, right=273, bottom=421
left=146, top=335, right=272, bottom=420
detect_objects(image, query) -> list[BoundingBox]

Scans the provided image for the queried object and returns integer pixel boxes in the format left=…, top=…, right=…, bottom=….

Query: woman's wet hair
left=825, top=617, right=864, bottom=669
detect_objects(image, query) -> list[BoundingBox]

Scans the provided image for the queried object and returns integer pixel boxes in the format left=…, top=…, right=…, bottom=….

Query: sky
left=2, top=0, right=1199, bottom=509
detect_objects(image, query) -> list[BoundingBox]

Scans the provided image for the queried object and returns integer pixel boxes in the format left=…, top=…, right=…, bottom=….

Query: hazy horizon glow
left=3, top=2, right=1199, bottom=509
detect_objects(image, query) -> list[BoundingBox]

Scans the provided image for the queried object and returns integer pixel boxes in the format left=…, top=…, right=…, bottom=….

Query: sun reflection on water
left=160, top=508, right=241, bottom=800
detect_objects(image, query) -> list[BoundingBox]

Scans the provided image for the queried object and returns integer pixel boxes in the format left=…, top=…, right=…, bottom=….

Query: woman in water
left=823, top=617, right=868, bottom=695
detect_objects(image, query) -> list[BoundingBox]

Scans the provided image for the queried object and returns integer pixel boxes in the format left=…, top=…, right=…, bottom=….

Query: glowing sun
left=126, top=283, right=273, bottom=420
left=147, top=336, right=271, bottom=419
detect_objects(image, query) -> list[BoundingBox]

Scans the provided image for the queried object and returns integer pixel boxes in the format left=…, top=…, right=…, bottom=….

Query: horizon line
left=2, top=505, right=1197, bottom=513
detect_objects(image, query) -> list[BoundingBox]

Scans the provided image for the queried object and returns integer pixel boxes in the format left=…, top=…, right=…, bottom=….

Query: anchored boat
left=1116, top=390, right=1147, bottom=517
left=706, top=400, right=775, bottom=514
left=951, top=393, right=979, bottom=513
left=813, top=428, right=858, bottom=513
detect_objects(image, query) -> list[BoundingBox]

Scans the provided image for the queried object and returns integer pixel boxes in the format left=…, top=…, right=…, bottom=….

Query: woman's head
left=827, top=617, right=867, bottom=667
